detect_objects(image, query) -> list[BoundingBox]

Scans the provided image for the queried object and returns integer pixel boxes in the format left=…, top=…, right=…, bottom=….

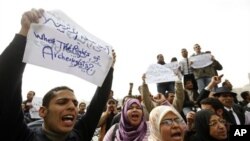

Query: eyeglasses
left=208, top=119, right=227, bottom=126
left=161, top=118, right=184, bottom=126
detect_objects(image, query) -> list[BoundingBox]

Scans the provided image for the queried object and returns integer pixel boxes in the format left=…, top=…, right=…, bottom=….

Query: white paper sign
left=23, top=10, right=113, bottom=86
left=145, top=64, right=176, bottom=84
left=29, top=97, right=42, bottom=119
left=164, top=61, right=180, bottom=70
left=189, top=53, right=213, bottom=69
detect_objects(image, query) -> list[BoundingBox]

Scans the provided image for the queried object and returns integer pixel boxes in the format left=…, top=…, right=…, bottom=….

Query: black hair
left=241, top=91, right=249, bottom=100
left=200, top=98, right=224, bottom=111
left=157, top=54, right=162, bottom=59
left=222, top=79, right=230, bottom=87
left=170, top=57, right=177, bottom=62
left=42, top=86, right=74, bottom=107
left=30, top=91, right=36, bottom=96
left=184, top=79, right=193, bottom=86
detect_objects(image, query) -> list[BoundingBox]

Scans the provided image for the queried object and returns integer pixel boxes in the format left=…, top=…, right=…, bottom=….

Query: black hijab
left=192, top=109, right=227, bottom=141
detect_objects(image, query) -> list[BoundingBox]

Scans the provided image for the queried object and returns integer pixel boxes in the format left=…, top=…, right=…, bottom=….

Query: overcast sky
left=1, top=0, right=250, bottom=102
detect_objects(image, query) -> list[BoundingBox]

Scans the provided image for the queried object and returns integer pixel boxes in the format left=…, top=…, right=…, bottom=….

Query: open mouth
left=131, top=113, right=140, bottom=120
left=62, top=115, right=75, bottom=126
left=62, top=115, right=74, bottom=121
left=171, top=132, right=181, bottom=137
left=171, top=131, right=182, bottom=140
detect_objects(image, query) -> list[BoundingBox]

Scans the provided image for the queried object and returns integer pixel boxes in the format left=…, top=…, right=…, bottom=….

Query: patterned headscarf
left=116, top=98, right=147, bottom=141
left=148, top=105, right=185, bottom=141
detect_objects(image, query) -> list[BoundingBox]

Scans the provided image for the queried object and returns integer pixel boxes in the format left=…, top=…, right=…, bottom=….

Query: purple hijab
left=116, top=99, right=147, bottom=141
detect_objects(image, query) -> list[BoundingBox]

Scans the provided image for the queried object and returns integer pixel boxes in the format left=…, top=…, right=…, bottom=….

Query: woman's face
left=160, top=111, right=185, bottom=141
left=209, top=115, right=228, bottom=140
left=126, top=103, right=143, bottom=126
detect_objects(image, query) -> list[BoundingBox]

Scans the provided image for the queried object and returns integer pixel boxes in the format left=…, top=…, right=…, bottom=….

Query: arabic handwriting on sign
left=42, top=14, right=111, bottom=55
left=76, top=35, right=110, bottom=54
left=42, top=14, right=78, bottom=40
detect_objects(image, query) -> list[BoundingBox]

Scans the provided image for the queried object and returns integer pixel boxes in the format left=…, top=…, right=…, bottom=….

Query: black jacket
left=223, top=104, right=245, bottom=125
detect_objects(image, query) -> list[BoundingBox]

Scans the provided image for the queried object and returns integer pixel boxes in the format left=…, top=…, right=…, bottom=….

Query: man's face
left=181, top=49, right=188, bottom=58
left=107, top=99, right=117, bottom=112
left=167, top=93, right=175, bottom=104
left=41, top=89, right=78, bottom=134
left=193, top=44, right=201, bottom=54
left=27, top=91, right=35, bottom=101
left=218, top=93, right=234, bottom=108
left=184, top=81, right=193, bottom=90
left=157, top=54, right=165, bottom=64
left=79, top=103, right=86, bottom=112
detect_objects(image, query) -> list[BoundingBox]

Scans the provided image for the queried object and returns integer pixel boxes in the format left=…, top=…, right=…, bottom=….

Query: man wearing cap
left=213, top=87, right=245, bottom=125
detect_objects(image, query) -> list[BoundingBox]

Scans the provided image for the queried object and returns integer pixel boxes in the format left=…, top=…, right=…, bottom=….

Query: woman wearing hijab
left=103, top=98, right=149, bottom=141
left=190, top=109, right=228, bottom=141
left=148, top=105, right=186, bottom=141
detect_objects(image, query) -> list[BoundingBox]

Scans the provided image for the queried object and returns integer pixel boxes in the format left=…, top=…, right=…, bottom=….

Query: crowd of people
left=0, top=8, right=250, bottom=141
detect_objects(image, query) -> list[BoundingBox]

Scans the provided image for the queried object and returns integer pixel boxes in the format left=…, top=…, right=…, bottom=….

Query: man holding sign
left=155, top=54, right=176, bottom=95
left=190, top=44, right=222, bottom=93
left=0, top=8, right=115, bottom=141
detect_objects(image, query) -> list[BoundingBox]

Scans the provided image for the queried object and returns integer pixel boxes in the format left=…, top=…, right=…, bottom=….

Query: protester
left=23, top=90, right=36, bottom=113
left=77, top=101, right=87, bottom=119
left=182, top=79, right=199, bottom=116
left=22, top=90, right=36, bottom=123
left=98, top=97, right=118, bottom=141
left=189, top=109, right=228, bottom=141
left=141, top=73, right=184, bottom=115
left=110, top=95, right=133, bottom=126
left=239, top=91, right=250, bottom=107
left=190, top=44, right=222, bottom=93
left=103, top=98, right=149, bottom=141
left=156, top=54, right=175, bottom=95
left=214, top=87, right=245, bottom=125
left=148, top=105, right=186, bottom=141
left=0, top=8, right=115, bottom=141
left=179, top=48, right=198, bottom=91
left=185, top=97, right=225, bottom=135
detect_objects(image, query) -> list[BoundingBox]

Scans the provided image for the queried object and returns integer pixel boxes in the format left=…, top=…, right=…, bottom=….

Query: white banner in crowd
left=189, top=53, right=213, bottom=69
left=145, top=64, right=176, bottom=84
left=23, top=10, right=113, bottom=86
left=164, top=61, right=179, bottom=70
left=29, top=97, right=42, bottom=119
left=165, top=61, right=180, bottom=75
